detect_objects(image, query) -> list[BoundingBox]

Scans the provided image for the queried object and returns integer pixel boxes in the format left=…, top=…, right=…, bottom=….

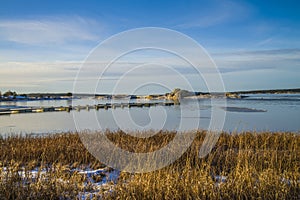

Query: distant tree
left=3, top=90, right=17, bottom=97
left=66, top=92, right=73, bottom=97
left=3, top=90, right=11, bottom=97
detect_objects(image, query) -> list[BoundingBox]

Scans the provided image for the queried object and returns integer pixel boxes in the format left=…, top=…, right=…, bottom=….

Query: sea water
left=0, top=94, right=300, bottom=135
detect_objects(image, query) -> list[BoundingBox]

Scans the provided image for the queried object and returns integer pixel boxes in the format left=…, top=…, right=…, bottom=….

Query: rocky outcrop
left=225, top=93, right=241, bottom=99
left=166, top=88, right=195, bottom=101
left=165, top=89, right=242, bottom=101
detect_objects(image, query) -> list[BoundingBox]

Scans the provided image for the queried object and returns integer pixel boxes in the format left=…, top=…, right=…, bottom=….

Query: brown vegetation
left=0, top=131, right=299, bottom=199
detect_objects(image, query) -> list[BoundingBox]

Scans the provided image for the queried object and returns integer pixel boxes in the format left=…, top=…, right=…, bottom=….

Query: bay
left=0, top=94, right=300, bottom=135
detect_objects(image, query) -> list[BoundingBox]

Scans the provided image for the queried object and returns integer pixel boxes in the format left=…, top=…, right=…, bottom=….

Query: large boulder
left=167, top=88, right=194, bottom=101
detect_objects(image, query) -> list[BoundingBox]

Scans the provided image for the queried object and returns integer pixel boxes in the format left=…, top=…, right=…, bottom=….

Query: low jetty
left=0, top=102, right=179, bottom=116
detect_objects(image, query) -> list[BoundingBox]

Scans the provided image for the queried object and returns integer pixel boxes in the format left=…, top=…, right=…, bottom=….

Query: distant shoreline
left=1, top=88, right=299, bottom=102
left=229, top=88, right=300, bottom=94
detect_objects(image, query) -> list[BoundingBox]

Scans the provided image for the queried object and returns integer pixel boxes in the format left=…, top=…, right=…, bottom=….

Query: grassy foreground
left=0, top=130, right=299, bottom=199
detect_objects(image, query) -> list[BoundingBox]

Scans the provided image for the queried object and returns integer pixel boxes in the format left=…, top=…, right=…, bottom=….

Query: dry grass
left=0, top=130, right=299, bottom=199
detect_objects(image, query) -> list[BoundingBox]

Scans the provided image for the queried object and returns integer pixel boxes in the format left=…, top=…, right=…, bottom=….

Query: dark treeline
left=231, top=88, right=300, bottom=94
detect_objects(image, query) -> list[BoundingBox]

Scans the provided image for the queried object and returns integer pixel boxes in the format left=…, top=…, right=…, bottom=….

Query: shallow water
left=0, top=94, right=300, bottom=135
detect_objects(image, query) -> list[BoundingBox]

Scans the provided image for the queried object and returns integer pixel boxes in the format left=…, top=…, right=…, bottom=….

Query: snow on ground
left=77, top=167, right=120, bottom=199
left=1, top=166, right=298, bottom=199
left=0, top=165, right=120, bottom=199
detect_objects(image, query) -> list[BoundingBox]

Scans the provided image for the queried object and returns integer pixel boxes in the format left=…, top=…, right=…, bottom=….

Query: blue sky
left=0, top=0, right=300, bottom=93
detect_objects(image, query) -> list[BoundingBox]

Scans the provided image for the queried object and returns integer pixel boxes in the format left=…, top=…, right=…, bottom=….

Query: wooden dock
left=0, top=102, right=179, bottom=116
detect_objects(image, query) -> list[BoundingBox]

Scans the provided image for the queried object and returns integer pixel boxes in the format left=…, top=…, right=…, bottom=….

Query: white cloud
left=255, top=37, right=274, bottom=47
left=175, top=1, right=251, bottom=29
left=0, top=16, right=103, bottom=45
left=213, top=48, right=300, bottom=73
left=0, top=61, right=78, bottom=91
left=1, top=47, right=299, bottom=93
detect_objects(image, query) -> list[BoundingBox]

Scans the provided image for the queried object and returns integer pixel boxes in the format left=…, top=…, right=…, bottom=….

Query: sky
left=0, top=0, right=300, bottom=94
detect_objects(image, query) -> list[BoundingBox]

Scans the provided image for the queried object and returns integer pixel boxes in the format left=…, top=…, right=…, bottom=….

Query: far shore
left=1, top=88, right=300, bottom=102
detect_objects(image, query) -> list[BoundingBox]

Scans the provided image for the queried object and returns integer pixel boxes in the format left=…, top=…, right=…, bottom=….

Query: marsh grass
left=0, top=130, right=299, bottom=199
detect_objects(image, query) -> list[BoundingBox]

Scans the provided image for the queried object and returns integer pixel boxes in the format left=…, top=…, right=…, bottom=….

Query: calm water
left=1, top=94, right=300, bottom=135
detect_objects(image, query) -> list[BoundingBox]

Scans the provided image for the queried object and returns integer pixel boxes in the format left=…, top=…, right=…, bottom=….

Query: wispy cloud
left=0, top=16, right=103, bottom=45
left=213, top=48, right=300, bottom=57
left=213, top=48, right=300, bottom=73
left=255, top=37, right=274, bottom=47
left=175, top=1, right=251, bottom=29
left=0, top=61, right=80, bottom=92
